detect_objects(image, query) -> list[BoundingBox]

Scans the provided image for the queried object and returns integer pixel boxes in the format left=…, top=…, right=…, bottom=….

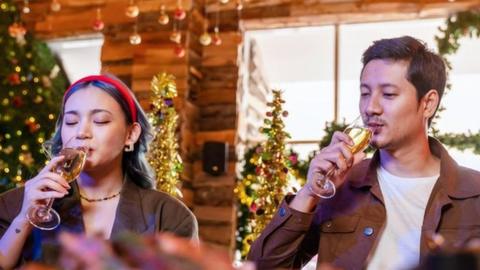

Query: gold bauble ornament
left=125, top=5, right=140, bottom=18
left=169, top=31, right=181, bottom=43
left=129, top=33, right=142, bottom=45
left=199, top=32, right=212, bottom=46
left=50, top=0, right=61, bottom=12
left=158, top=14, right=169, bottom=25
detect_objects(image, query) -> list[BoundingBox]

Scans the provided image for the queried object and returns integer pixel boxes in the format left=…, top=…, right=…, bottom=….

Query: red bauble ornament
left=8, top=73, right=21, bottom=85
left=92, top=19, right=105, bottom=31
left=212, top=33, right=222, bottom=46
left=8, top=23, right=26, bottom=38
left=173, top=44, right=185, bottom=58
left=12, top=96, right=24, bottom=108
left=174, top=7, right=186, bottom=20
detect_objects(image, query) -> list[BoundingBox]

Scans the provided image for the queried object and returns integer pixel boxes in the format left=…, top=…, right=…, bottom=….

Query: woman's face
left=61, top=86, right=134, bottom=171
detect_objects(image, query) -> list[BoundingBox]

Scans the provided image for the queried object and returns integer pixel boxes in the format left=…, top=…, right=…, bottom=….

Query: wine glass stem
left=44, top=197, right=55, bottom=211
left=318, top=167, right=336, bottom=189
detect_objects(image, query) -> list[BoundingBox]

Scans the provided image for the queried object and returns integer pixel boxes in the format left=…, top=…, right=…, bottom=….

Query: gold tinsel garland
left=147, top=73, right=183, bottom=198
left=235, top=90, right=297, bottom=257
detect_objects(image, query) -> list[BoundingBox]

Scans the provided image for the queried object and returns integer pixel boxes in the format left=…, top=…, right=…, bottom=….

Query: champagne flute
left=26, top=138, right=88, bottom=230
left=313, top=116, right=372, bottom=199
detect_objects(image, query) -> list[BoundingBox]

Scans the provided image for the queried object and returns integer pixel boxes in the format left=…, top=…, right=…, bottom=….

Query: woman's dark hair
left=361, top=36, right=447, bottom=126
left=46, top=76, right=155, bottom=189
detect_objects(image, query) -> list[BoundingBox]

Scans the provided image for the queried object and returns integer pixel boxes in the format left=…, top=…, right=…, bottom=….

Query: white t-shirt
left=366, top=166, right=439, bottom=270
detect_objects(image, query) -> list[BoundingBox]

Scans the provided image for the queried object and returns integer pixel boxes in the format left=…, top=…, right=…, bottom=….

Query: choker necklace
left=79, top=190, right=121, bottom=203
left=79, top=175, right=126, bottom=203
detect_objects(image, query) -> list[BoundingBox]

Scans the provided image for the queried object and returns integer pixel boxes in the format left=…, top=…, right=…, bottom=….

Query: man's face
left=359, top=59, right=426, bottom=150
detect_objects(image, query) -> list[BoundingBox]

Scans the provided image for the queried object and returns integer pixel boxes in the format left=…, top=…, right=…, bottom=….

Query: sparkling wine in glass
left=26, top=145, right=87, bottom=230
left=316, top=116, right=372, bottom=198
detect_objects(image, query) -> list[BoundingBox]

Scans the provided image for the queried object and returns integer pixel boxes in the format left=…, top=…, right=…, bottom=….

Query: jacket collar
left=348, top=137, right=480, bottom=199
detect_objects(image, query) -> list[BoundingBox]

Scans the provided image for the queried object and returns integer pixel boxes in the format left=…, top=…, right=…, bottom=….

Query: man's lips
left=367, top=122, right=384, bottom=133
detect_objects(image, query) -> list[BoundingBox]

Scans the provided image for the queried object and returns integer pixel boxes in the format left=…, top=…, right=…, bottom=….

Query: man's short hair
left=361, top=36, right=446, bottom=125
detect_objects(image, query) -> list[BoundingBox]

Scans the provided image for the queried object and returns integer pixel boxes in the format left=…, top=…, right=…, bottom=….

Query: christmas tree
left=235, top=90, right=300, bottom=257
left=147, top=73, right=183, bottom=198
left=0, top=0, right=68, bottom=192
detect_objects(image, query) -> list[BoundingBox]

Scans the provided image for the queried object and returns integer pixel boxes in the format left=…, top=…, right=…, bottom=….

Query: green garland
left=434, top=10, right=480, bottom=152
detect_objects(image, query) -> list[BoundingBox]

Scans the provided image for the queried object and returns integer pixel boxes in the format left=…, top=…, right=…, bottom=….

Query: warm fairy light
left=48, top=114, right=55, bottom=120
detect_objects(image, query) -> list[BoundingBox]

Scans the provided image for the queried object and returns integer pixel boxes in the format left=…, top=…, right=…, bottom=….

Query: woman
left=0, top=75, right=198, bottom=269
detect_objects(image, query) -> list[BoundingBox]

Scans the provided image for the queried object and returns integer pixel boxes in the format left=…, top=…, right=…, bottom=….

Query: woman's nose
left=76, top=121, right=92, bottom=139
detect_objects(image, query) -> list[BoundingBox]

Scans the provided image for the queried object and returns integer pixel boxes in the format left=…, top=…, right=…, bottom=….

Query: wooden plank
left=180, top=187, right=194, bottom=208
left=132, top=64, right=189, bottom=80
left=196, top=88, right=236, bottom=106
left=193, top=161, right=236, bottom=176
left=193, top=173, right=236, bottom=187
left=194, top=185, right=234, bottom=206
left=193, top=206, right=234, bottom=223
left=199, top=224, right=234, bottom=245
left=195, top=129, right=236, bottom=146
left=101, top=41, right=134, bottom=62
left=101, top=64, right=132, bottom=77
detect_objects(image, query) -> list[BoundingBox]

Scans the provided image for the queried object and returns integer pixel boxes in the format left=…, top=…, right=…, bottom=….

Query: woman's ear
left=125, top=122, right=142, bottom=146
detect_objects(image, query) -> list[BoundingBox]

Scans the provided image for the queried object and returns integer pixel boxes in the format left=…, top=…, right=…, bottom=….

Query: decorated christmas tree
left=147, top=73, right=183, bottom=198
left=235, top=90, right=301, bottom=257
left=0, top=1, right=68, bottom=192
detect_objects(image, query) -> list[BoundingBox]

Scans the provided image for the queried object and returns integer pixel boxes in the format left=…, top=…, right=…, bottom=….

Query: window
left=246, top=18, right=480, bottom=170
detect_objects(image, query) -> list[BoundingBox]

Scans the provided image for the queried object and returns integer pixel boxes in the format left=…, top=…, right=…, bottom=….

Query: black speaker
left=202, top=141, right=228, bottom=176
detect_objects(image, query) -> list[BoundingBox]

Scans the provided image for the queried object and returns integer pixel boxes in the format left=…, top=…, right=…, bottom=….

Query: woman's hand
left=18, top=156, right=71, bottom=219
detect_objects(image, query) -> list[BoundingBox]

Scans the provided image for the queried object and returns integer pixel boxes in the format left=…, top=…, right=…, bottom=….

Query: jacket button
left=279, top=207, right=286, bottom=217
left=363, top=227, right=374, bottom=236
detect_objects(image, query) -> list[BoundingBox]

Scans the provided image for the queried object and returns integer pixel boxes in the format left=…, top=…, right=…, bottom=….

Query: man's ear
left=422, top=89, right=440, bottom=120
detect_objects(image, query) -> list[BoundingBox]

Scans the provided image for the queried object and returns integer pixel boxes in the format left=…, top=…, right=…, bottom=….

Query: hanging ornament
left=129, top=24, right=142, bottom=45
left=8, top=23, right=27, bottom=39
left=8, top=73, right=21, bottom=86
left=173, top=44, right=185, bottom=58
left=212, top=26, right=222, bottom=46
left=158, top=5, right=169, bottom=25
left=169, top=30, right=181, bottom=44
left=19, top=152, right=34, bottom=166
left=199, top=7, right=211, bottom=46
left=174, top=0, right=186, bottom=21
left=22, top=0, right=30, bottom=14
left=126, top=1, right=140, bottom=18
left=199, top=32, right=212, bottom=46
left=236, top=0, right=243, bottom=10
left=92, top=8, right=104, bottom=31
left=12, top=96, right=24, bottom=108
left=212, top=9, right=222, bottom=46
left=50, top=0, right=61, bottom=12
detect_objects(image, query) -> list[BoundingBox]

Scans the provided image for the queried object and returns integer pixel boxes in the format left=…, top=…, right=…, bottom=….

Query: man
left=248, top=36, right=480, bottom=270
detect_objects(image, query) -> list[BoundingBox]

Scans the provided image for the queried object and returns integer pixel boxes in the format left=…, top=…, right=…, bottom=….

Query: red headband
left=64, top=75, right=137, bottom=122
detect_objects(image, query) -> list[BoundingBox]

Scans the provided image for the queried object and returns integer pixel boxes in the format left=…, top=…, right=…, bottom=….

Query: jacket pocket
left=321, top=214, right=361, bottom=233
